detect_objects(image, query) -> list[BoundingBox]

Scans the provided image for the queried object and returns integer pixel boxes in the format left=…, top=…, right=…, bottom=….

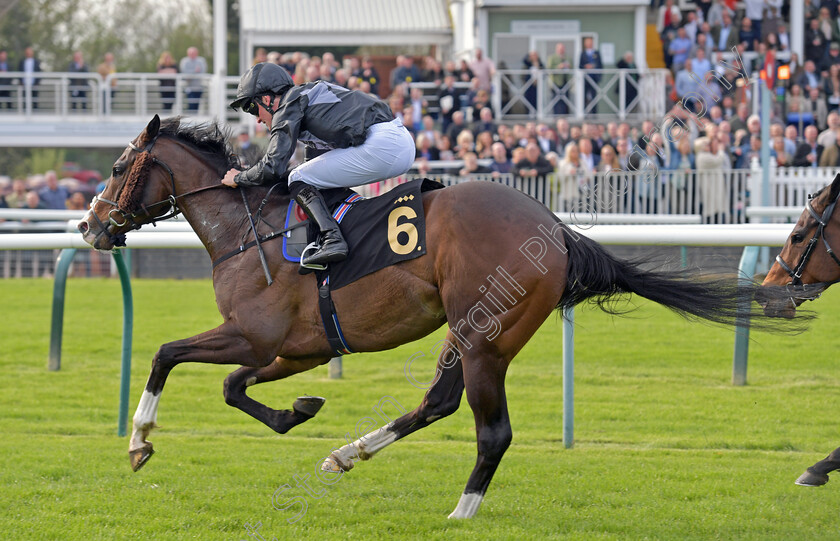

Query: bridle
left=86, top=128, right=290, bottom=284
left=774, top=190, right=840, bottom=289
left=88, top=134, right=223, bottom=247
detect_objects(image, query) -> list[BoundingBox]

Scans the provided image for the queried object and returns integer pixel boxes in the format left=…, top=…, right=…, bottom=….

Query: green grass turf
left=1, top=278, right=840, bottom=540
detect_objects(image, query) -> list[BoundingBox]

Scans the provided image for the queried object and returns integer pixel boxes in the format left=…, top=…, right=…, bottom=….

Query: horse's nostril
left=78, top=221, right=89, bottom=233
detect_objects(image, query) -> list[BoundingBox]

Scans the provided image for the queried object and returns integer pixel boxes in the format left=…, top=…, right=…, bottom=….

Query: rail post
left=112, top=250, right=133, bottom=437
left=732, top=245, right=760, bottom=386
left=48, top=248, right=77, bottom=371
left=563, top=306, right=574, bottom=448
left=329, top=356, right=342, bottom=379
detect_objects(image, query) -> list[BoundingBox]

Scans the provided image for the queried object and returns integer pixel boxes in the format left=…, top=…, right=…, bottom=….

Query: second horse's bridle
left=775, top=190, right=840, bottom=287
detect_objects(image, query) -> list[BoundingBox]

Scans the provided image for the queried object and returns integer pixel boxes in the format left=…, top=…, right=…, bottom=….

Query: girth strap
left=315, top=271, right=354, bottom=356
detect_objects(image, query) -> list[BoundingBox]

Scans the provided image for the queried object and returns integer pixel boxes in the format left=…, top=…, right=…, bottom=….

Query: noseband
left=775, top=191, right=840, bottom=287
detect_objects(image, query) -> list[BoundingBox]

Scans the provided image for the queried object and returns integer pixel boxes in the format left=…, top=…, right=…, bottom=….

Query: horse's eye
left=791, top=233, right=804, bottom=244
left=113, top=165, right=124, bottom=177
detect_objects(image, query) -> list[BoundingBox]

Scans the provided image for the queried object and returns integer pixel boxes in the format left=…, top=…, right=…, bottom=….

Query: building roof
left=239, top=0, right=453, bottom=46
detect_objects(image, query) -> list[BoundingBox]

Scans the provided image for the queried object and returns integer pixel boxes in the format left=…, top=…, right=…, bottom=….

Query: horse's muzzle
left=78, top=214, right=125, bottom=251
left=755, top=290, right=796, bottom=319
left=755, top=283, right=826, bottom=318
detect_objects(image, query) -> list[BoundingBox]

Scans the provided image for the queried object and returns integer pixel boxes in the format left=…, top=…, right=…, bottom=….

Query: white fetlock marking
left=448, top=493, right=484, bottom=519
left=356, top=423, right=397, bottom=460
left=328, top=442, right=361, bottom=471
left=321, top=423, right=398, bottom=473
left=129, top=391, right=161, bottom=450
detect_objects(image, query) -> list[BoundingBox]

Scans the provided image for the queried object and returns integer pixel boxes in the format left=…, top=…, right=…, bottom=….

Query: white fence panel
left=768, top=166, right=840, bottom=210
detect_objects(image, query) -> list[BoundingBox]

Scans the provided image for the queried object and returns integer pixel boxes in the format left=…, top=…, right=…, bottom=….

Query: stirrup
left=300, top=241, right=328, bottom=271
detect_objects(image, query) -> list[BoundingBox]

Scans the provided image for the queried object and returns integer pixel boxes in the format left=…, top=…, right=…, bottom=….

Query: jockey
left=223, top=62, right=415, bottom=266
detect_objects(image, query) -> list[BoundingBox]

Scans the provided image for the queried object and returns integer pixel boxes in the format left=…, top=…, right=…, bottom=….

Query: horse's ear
left=141, top=114, right=161, bottom=144
left=830, top=173, right=840, bottom=202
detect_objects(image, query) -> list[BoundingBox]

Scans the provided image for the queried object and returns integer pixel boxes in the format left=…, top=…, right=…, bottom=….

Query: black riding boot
left=294, top=184, right=348, bottom=266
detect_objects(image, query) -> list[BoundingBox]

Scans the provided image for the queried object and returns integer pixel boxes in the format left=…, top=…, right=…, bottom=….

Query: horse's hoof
left=129, top=443, right=155, bottom=472
left=293, top=395, right=326, bottom=418
left=795, top=469, right=829, bottom=487
left=321, top=452, right=354, bottom=473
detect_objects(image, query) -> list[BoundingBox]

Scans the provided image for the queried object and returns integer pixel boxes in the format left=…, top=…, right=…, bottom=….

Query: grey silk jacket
left=234, top=81, right=393, bottom=187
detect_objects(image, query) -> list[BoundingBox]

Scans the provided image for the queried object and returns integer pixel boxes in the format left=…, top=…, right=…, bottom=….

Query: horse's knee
left=222, top=377, right=237, bottom=406
left=153, top=342, right=180, bottom=371
left=223, top=371, right=249, bottom=406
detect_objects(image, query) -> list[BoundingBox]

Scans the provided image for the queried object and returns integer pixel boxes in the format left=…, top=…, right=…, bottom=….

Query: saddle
left=283, top=178, right=443, bottom=290
left=213, top=177, right=444, bottom=356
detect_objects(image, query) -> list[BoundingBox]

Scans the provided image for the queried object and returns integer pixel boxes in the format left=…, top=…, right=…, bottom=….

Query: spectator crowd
left=5, top=2, right=840, bottom=214
left=233, top=1, right=840, bottom=185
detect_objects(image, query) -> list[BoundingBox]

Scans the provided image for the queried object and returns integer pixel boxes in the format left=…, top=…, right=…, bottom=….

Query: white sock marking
left=356, top=424, right=397, bottom=459
left=129, top=391, right=161, bottom=451
left=325, top=422, right=398, bottom=471
left=448, top=493, right=484, bottom=519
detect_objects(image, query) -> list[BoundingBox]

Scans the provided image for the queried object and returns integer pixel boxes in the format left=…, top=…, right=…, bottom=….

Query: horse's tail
left=556, top=224, right=806, bottom=330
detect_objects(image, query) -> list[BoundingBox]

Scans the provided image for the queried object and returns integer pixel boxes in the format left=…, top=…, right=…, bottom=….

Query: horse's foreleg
left=323, top=336, right=463, bottom=472
left=129, top=323, right=264, bottom=471
left=796, top=446, right=840, bottom=486
left=223, top=356, right=330, bottom=434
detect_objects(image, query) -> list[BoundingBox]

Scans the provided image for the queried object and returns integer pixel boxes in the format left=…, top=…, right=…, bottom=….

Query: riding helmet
left=230, top=62, right=294, bottom=111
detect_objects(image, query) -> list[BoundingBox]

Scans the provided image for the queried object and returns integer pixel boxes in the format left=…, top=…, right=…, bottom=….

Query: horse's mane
left=158, top=117, right=241, bottom=174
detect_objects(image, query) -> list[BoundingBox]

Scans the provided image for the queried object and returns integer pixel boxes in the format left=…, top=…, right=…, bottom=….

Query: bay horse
left=80, top=115, right=789, bottom=518
left=758, top=172, right=840, bottom=487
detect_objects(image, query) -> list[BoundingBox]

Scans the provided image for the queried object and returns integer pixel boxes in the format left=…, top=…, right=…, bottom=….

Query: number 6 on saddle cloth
left=282, top=178, right=440, bottom=289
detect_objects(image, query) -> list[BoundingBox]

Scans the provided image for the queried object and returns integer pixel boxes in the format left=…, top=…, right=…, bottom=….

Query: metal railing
left=0, top=71, right=244, bottom=123
left=3, top=163, right=834, bottom=278
left=491, top=68, right=669, bottom=122
left=0, top=69, right=669, bottom=125
left=362, top=168, right=753, bottom=224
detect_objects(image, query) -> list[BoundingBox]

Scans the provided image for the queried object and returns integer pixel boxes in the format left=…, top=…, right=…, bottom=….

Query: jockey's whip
left=240, top=188, right=273, bottom=286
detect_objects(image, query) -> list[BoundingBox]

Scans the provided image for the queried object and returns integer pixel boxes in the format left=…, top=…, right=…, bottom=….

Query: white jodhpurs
left=288, top=118, right=415, bottom=190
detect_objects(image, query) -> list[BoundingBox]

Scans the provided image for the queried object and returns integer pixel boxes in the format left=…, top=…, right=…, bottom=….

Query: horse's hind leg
left=443, top=270, right=563, bottom=519
left=448, top=348, right=512, bottom=519
left=796, top=446, right=840, bottom=486
left=223, top=356, right=330, bottom=434
left=323, top=335, right=464, bottom=472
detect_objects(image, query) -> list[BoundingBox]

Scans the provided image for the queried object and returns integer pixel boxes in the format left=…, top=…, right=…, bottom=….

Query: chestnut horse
left=80, top=116, right=784, bottom=518
left=759, top=172, right=840, bottom=487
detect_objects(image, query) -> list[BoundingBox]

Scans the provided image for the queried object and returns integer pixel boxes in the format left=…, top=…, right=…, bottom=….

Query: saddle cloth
left=282, top=178, right=443, bottom=290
